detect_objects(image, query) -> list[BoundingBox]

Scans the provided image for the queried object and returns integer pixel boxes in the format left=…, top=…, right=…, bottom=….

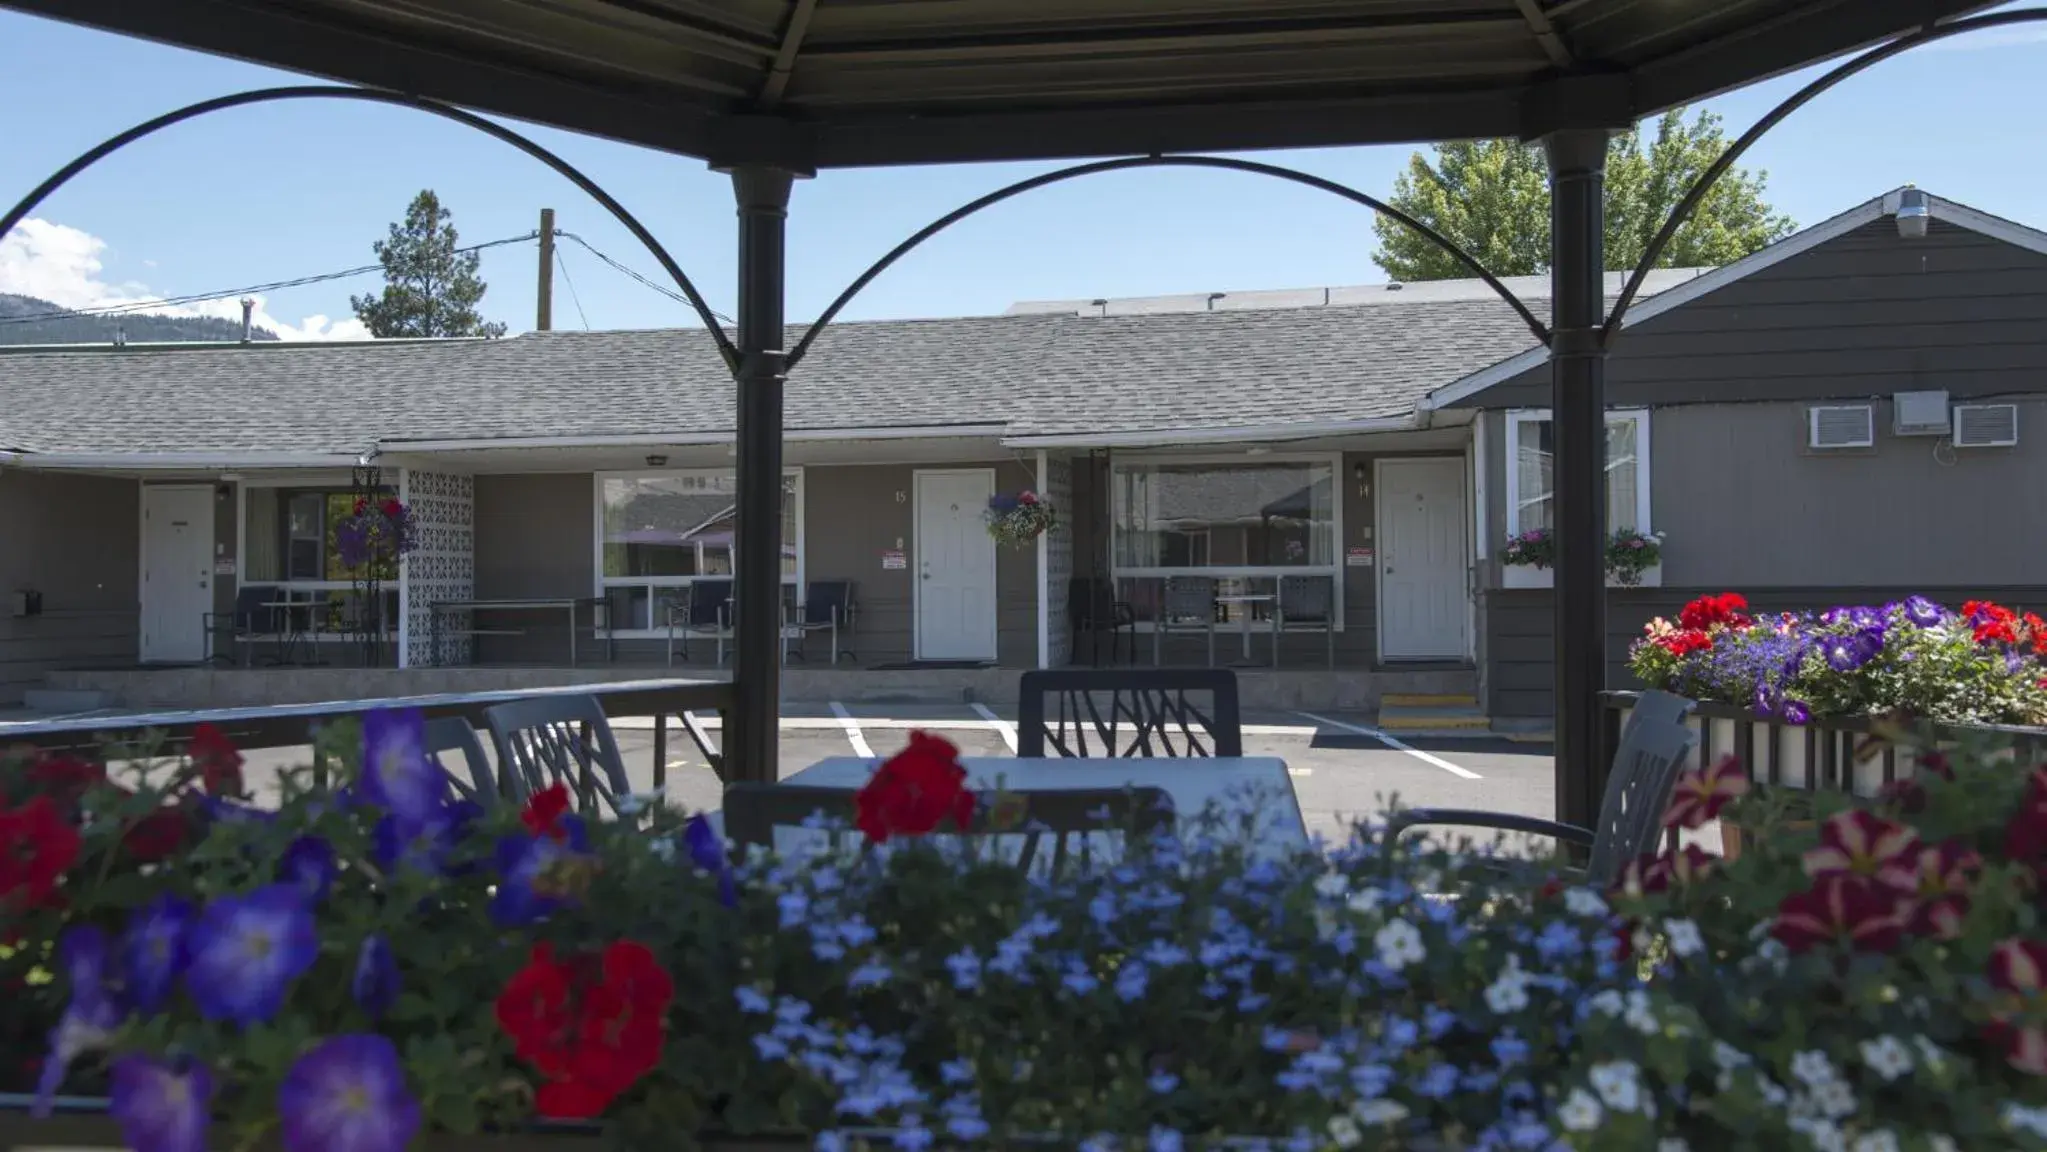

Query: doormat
left=868, top=661, right=995, bottom=671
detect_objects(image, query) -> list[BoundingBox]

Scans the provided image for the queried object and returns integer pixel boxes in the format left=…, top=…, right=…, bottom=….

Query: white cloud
left=0, top=217, right=372, bottom=341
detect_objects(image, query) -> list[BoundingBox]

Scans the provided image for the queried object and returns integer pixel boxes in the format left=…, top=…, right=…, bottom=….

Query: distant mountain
left=0, top=293, right=280, bottom=346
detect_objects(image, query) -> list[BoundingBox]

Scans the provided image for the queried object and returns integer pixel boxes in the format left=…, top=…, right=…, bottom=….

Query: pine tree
left=349, top=190, right=508, bottom=338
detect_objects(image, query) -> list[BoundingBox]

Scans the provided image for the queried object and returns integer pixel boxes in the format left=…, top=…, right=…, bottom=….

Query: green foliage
left=1373, top=109, right=1795, bottom=281
left=348, top=190, right=508, bottom=339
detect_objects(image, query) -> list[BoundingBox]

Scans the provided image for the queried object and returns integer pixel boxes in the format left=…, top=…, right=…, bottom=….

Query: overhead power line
left=0, top=232, right=539, bottom=327
left=555, top=230, right=735, bottom=327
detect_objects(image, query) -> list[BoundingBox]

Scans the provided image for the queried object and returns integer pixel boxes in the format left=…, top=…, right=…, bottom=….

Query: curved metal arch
left=788, top=153, right=1548, bottom=369
left=1609, top=7, right=2047, bottom=345
left=0, top=85, right=739, bottom=369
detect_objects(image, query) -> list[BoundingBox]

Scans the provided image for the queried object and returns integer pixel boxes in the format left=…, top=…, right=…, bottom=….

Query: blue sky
left=2, top=7, right=2044, bottom=339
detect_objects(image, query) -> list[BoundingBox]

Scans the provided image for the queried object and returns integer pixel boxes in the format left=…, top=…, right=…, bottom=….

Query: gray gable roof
left=0, top=295, right=1550, bottom=455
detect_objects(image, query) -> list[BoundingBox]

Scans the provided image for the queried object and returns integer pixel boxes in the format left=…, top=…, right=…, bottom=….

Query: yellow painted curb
left=1380, top=693, right=1479, bottom=708
left=1379, top=715, right=1492, bottom=731
left=1501, top=731, right=1556, bottom=743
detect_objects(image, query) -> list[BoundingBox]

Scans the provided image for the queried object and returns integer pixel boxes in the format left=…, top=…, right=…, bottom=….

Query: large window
left=596, top=471, right=800, bottom=631
left=238, top=485, right=401, bottom=638
left=1503, top=409, right=1650, bottom=538
left=1110, top=458, right=1340, bottom=628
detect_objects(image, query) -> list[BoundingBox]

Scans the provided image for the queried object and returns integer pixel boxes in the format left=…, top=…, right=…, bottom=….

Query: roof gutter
left=1001, top=414, right=1418, bottom=449
left=6, top=451, right=367, bottom=471
left=382, top=424, right=1013, bottom=452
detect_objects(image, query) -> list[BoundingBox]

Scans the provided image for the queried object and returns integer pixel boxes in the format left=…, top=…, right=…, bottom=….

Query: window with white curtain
left=1503, top=409, right=1650, bottom=536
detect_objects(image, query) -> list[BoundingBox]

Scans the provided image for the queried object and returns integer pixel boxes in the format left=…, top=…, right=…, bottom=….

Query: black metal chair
left=425, top=716, right=498, bottom=800
left=1066, top=577, right=1134, bottom=666
left=1275, top=574, right=1336, bottom=669
left=1018, top=668, right=1243, bottom=759
left=204, top=586, right=274, bottom=667
left=665, top=578, right=734, bottom=666
left=1385, top=692, right=1699, bottom=887
left=1152, top=576, right=1220, bottom=667
left=483, top=693, right=632, bottom=814
left=788, top=580, right=857, bottom=664
left=720, top=781, right=1175, bottom=873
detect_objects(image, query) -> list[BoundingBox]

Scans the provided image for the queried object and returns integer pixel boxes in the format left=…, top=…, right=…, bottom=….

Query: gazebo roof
left=3, top=0, right=1997, bottom=168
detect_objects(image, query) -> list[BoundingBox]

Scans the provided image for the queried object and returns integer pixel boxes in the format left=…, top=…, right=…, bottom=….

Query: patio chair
left=601, top=584, right=642, bottom=662
left=788, top=580, right=858, bottom=664
left=1018, top=668, right=1243, bottom=758
left=1152, top=576, right=1219, bottom=667
left=1067, top=577, right=1135, bottom=666
left=665, top=579, right=734, bottom=666
left=483, top=693, right=632, bottom=815
left=425, top=716, right=498, bottom=800
left=1275, top=574, right=1336, bottom=669
left=720, top=781, right=1175, bottom=873
left=1385, top=699, right=1699, bottom=888
left=203, top=586, right=274, bottom=667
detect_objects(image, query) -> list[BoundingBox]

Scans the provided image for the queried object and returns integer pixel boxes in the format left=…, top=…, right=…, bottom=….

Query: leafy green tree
left=1372, top=108, right=1795, bottom=281
left=349, top=190, right=507, bottom=338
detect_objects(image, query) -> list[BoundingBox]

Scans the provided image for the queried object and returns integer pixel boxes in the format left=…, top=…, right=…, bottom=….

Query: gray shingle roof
left=0, top=294, right=1553, bottom=455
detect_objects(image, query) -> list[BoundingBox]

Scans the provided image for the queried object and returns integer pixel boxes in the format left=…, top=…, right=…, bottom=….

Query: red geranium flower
left=495, top=939, right=674, bottom=1119
left=1905, top=840, right=1982, bottom=940
left=380, top=498, right=405, bottom=521
left=1772, top=874, right=1906, bottom=954
left=1965, top=600, right=2022, bottom=645
left=121, top=806, right=194, bottom=864
left=0, top=796, right=82, bottom=912
left=19, top=754, right=109, bottom=811
left=1661, top=755, right=1748, bottom=829
left=1801, top=809, right=1920, bottom=892
left=854, top=731, right=974, bottom=844
left=1653, top=628, right=1713, bottom=658
left=522, top=783, right=573, bottom=840
left=187, top=722, right=245, bottom=797
left=1677, top=593, right=1750, bottom=632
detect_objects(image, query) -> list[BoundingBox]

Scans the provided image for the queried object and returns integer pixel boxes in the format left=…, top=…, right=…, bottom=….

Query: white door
left=914, top=469, right=999, bottom=662
left=141, top=485, right=217, bottom=663
left=1378, top=457, right=1469, bottom=660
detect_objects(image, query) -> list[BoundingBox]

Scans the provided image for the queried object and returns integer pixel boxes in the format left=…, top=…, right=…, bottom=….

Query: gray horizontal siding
left=1485, top=585, right=2047, bottom=718
left=0, top=472, right=139, bottom=703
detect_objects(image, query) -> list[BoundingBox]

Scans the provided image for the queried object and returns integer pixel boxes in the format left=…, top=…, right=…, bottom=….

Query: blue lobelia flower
left=352, top=935, right=400, bottom=1019
left=358, top=708, right=449, bottom=826
left=33, top=926, right=123, bottom=1117
left=276, top=1034, right=422, bottom=1152
left=120, top=894, right=194, bottom=1015
left=108, top=1054, right=214, bottom=1152
left=683, top=813, right=737, bottom=908
left=280, top=835, right=339, bottom=902
left=184, top=884, right=318, bottom=1026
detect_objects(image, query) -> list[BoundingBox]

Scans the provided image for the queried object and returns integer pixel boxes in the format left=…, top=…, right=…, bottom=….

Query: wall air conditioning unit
left=1893, top=389, right=1951, bottom=437
left=1952, top=403, right=2020, bottom=448
left=1808, top=404, right=1875, bottom=450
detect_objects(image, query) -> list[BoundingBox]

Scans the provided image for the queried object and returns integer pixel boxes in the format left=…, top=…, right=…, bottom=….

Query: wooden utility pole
left=536, top=207, right=556, bottom=331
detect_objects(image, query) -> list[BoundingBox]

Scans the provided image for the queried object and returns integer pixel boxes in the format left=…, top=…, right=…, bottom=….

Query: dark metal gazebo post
left=1544, top=129, right=1612, bottom=830
left=725, top=164, right=800, bottom=786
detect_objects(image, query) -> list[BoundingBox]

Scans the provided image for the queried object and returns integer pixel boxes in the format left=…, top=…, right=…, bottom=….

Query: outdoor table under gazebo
left=0, top=0, right=2024, bottom=832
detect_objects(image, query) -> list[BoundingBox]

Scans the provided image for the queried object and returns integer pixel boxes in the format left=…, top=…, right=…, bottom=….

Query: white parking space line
left=828, top=702, right=874, bottom=758
left=969, top=703, right=1018, bottom=753
left=1298, top=712, right=1483, bottom=780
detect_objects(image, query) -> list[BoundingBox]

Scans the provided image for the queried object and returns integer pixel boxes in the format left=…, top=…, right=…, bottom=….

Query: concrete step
left=1376, top=692, right=1490, bottom=734
left=21, top=687, right=114, bottom=713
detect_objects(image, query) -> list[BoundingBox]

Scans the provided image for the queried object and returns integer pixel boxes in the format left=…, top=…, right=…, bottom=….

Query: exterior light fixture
left=645, top=454, right=669, bottom=467
left=1896, top=186, right=1930, bottom=239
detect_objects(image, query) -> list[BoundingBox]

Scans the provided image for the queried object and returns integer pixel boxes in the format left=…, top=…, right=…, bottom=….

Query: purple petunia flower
left=1781, top=698, right=1812, bottom=726
left=184, top=884, right=319, bottom=1026
left=109, top=1054, right=214, bottom=1152
left=280, top=836, right=338, bottom=902
left=358, top=709, right=448, bottom=826
left=1902, top=595, right=1946, bottom=628
left=276, top=1034, right=421, bottom=1152
left=351, top=935, right=400, bottom=1020
left=33, top=926, right=122, bottom=1117
left=372, top=812, right=454, bottom=875
left=490, top=826, right=595, bottom=927
left=1823, top=628, right=1884, bottom=672
left=120, top=894, right=194, bottom=1015
left=684, top=813, right=737, bottom=908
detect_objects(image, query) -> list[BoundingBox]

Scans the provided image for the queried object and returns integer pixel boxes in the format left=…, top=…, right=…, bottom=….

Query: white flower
left=1563, top=887, right=1608, bottom=918
left=1373, top=919, right=1426, bottom=971
left=1664, top=918, right=1704, bottom=958
left=1587, top=990, right=1625, bottom=1017
left=1622, top=990, right=1659, bottom=1036
left=1756, top=1076, right=1789, bottom=1107
left=1484, top=960, right=1531, bottom=1014
left=2004, top=1102, right=2047, bottom=1138
left=1589, top=1061, right=1642, bottom=1113
left=1857, top=1036, right=1913, bottom=1082
left=647, top=836, right=679, bottom=864
left=1711, top=1041, right=1751, bottom=1070
left=1347, top=887, right=1385, bottom=916
left=1913, top=1035, right=1950, bottom=1074
left=1352, top=1099, right=1409, bottom=1126
left=1557, top=1088, right=1604, bottom=1132
left=1930, top=1138, right=1958, bottom=1152
left=1809, top=1079, right=1857, bottom=1121
left=1790, top=1049, right=1838, bottom=1089
left=1849, top=1132, right=1900, bottom=1152
left=1326, top=1115, right=1362, bottom=1148
left=1314, top=872, right=1350, bottom=899
left=1790, top=1118, right=1846, bottom=1152
left=1658, top=1140, right=1690, bottom=1152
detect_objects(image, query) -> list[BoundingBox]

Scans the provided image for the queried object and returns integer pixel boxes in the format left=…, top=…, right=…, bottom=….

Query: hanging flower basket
left=1604, top=528, right=1664, bottom=586
left=1500, top=527, right=1555, bottom=570
left=985, top=490, right=1056, bottom=548
left=334, top=496, right=420, bottom=571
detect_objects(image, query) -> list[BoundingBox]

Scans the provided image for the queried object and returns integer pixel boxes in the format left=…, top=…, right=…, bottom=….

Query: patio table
left=719, top=755, right=1309, bottom=860
left=429, top=597, right=605, bottom=666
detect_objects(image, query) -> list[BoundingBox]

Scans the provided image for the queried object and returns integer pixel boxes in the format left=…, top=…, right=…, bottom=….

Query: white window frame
left=1108, top=451, right=1346, bottom=632
left=1500, top=408, right=1657, bottom=589
left=591, top=468, right=806, bottom=638
left=232, top=474, right=401, bottom=644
